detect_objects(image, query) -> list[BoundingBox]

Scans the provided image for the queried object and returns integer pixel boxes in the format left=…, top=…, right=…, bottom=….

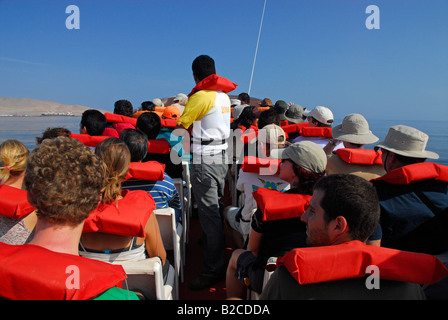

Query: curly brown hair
left=24, top=136, right=105, bottom=225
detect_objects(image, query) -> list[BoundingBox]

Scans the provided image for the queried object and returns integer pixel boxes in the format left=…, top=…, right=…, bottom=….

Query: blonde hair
left=94, top=137, right=130, bottom=203
left=0, top=140, right=29, bottom=185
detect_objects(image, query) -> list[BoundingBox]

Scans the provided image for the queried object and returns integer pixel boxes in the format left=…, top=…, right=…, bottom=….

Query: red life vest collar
left=70, top=133, right=171, bottom=155
left=300, top=126, right=332, bottom=138
left=0, top=243, right=126, bottom=300
left=241, top=156, right=281, bottom=176
left=0, top=185, right=35, bottom=219
left=125, top=161, right=165, bottom=181
left=104, top=112, right=137, bottom=126
left=83, top=190, right=155, bottom=237
left=335, top=148, right=383, bottom=165
left=281, top=122, right=332, bottom=138
left=188, top=74, right=237, bottom=97
left=276, top=240, right=448, bottom=285
left=372, top=162, right=448, bottom=185
left=282, top=122, right=309, bottom=134
left=252, top=188, right=311, bottom=221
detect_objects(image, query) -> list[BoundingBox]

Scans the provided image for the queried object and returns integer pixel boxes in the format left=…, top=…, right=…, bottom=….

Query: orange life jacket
left=281, top=121, right=332, bottom=138
left=372, top=162, right=448, bottom=185
left=0, top=242, right=127, bottom=300
left=276, top=240, right=448, bottom=285
left=70, top=133, right=171, bottom=154
left=0, top=185, right=35, bottom=219
left=282, top=122, right=309, bottom=134
left=252, top=188, right=311, bottom=221
left=125, top=161, right=165, bottom=181
left=241, top=156, right=281, bottom=176
left=188, top=74, right=237, bottom=97
left=235, top=125, right=259, bottom=144
left=83, top=190, right=155, bottom=237
left=334, top=148, right=383, bottom=165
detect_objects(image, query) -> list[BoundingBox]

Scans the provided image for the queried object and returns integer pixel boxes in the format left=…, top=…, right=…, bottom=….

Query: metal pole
left=248, top=0, right=267, bottom=95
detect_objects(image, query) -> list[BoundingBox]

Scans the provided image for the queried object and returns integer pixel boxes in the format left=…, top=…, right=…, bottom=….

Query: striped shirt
left=122, top=173, right=182, bottom=223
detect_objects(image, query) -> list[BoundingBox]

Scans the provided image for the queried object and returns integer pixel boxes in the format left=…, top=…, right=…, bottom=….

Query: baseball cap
left=162, top=105, right=181, bottom=120
left=257, top=124, right=286, bottom=145
left=304, top=106, right=334, bottom=126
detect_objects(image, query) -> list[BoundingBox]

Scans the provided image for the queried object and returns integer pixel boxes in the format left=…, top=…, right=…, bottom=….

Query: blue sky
left=0, top=0, right=447, bottom=121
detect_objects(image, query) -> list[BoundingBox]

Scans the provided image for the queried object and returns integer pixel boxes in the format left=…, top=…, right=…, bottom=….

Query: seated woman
left=0, top=140, right=37, bottom=245
left=79, top=138, right=167, bottom=271
left=226, top=141, right=327, bottom=299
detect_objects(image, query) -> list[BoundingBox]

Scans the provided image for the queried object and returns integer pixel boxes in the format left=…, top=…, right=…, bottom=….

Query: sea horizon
left=1, top=116, right=447, bottom=166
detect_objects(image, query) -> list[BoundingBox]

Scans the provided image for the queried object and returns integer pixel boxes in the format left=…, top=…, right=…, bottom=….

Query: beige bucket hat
left=375, top=125, right=439, bottom=159
left=332, top=113, right=379, bottom=145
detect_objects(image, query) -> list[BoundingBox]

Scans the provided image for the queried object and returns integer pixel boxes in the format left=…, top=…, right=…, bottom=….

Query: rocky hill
left=0, top=97, right=107, bottom=116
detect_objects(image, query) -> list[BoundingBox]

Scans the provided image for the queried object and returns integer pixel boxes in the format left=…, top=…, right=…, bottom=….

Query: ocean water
left=0, top=116, right=447, bottom=166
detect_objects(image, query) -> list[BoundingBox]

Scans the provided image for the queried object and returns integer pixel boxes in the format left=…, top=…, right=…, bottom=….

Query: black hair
left=313, top=174, right=380, bottom=242
left=238, top=93, right=250, bottom=104
left=114, top=99, right=134, bottom=118
left=258, top=108, right=281, bottom=129
left=141, top=101, right=156, bottom=111
left=136, top=112, right=161, bottom=140
left=231, top=106, right=259, bottom=130
left=119, top=129, right=148, bottom=162
left=192, top=55, right=216, bottom=82
left=81, top=109, right=107, bottom=136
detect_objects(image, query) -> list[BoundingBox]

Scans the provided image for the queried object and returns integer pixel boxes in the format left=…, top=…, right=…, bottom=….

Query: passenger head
left=136, top=112, right=162, bottom=140
left=232, top=106, right=260, bottom=130
left=301, top=174, right=380, bottom=246
left=119, top=129, right=148, bottom=162
left=238, top=92, right=250, bottom=105
left=95, top=137, right=130, bottom=203
left=277, top=141, right=326, bottom=195
left=114, top=99, right=134, bottom=118
left=374, top=125, right=438, bottom=172
left=256, top=124, right=286, bottom=158
left=258, top=108, right=281, bottom=129
left=141, top=101, right=156, bottom=111
left=24, top=136, right=104, bottom=226
left=305, top=106, right=334, bottom=128
left=80, top=109, right=107, bottom=136
left=332, top=113, right=379, bottom=149
left=192, top=55, right=216, bottom=82
left=36, top=127, right=72, bottom=144
left=162, top=105, right=181, bottom=120
left=173, top=93, right=188, bottom=106
left=0, top=139, right=29, bottom=186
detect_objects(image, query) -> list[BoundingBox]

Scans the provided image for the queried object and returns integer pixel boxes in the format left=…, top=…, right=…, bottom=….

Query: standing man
left=175, top=55, right=237, bottom=290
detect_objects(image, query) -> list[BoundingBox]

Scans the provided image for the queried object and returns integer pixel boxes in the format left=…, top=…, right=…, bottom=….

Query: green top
left=93, top=287, right=140, bottom=300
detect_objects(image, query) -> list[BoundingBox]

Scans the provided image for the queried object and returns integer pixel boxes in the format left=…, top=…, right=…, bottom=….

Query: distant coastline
left=0, top=96, right=107, bottom=117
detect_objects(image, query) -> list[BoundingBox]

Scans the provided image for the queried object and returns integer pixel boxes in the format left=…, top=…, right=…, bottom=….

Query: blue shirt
left=122, top=173, right=182, bottom=223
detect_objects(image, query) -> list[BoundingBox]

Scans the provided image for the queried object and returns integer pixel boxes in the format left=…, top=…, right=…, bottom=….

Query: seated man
left=292, top=106, right=343, bottom=150
left=120, top=129, right=182, bottom=223
left=260, top=174, right=447, bottom=300
left=0, top=137, right=139, bottom=300
left=325, top=113, right=385, bottom=180
left=137, top=112, right=183, bottom=178
left=371, top=125, right=448, bottom=255
left=80, top=109, right=118, bottom=138
left=113, top=99, right=136, bottom=135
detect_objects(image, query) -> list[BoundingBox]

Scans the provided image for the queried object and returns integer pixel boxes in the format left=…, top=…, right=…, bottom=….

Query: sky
left=0, top=0, right=447, bottom=121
